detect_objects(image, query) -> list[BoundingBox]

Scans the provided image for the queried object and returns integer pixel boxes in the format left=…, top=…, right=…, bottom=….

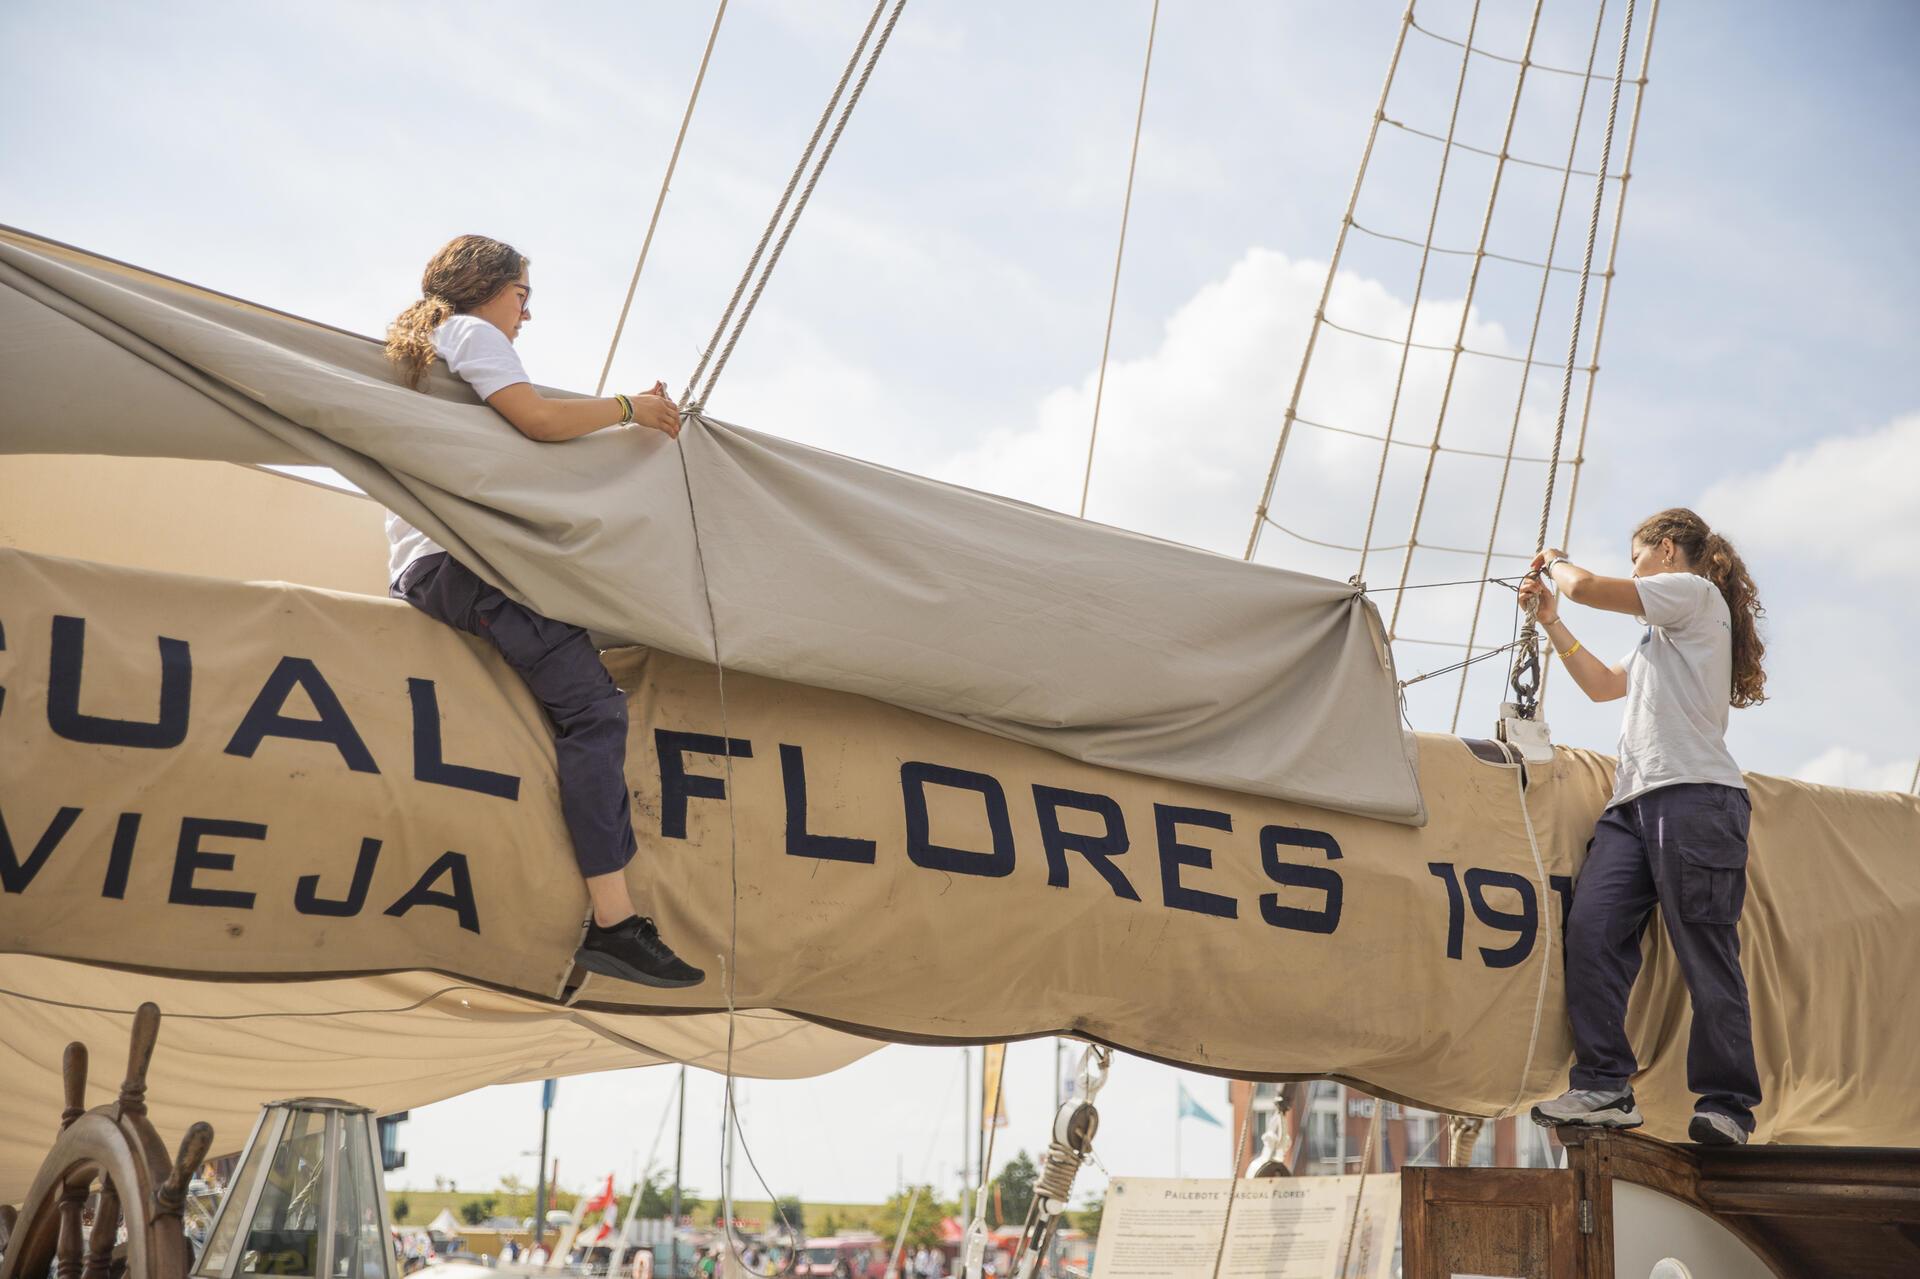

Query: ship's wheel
left=0, top=1003, right=213, bottom=1279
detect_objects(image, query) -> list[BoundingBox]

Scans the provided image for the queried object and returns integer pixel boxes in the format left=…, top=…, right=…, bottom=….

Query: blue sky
left=5, top=0, right=1916, bottom=1202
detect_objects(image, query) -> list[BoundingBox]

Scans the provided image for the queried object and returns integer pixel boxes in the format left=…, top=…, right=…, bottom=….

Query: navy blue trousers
left=1565, top=782, right=1761, bottom=1131
left=394, top=552, right=637, bottom=878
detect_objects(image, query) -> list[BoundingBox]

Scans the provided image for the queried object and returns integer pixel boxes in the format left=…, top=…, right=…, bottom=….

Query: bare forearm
left=1541, top=616, right=1624, bottom=701
left=527, top=394, right=627, bottom=441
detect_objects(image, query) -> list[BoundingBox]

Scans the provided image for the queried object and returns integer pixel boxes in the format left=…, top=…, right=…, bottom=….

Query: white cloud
left=1699, top=413, right=1920, bottom=582
left=1792, top=746, right=1919, bottom=794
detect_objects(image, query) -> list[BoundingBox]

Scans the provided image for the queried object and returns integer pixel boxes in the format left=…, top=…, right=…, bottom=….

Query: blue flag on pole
left=1177, top=1082, right=1222, bottom=1128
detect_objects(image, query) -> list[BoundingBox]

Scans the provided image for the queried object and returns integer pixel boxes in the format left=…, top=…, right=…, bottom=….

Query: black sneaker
left=575, top=916, right=705, bottom=988
left=1687, top=1111, right=1748, bottom=1146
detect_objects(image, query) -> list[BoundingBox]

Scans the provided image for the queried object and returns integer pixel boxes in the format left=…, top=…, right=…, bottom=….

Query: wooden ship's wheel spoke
left=0, top=1003, right=213, bottom=1279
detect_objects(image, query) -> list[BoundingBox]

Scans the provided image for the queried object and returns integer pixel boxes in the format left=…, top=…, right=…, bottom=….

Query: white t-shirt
left=385, top=315, right=532, bottom=586
left=1610, top=571, right=1746, bottom=805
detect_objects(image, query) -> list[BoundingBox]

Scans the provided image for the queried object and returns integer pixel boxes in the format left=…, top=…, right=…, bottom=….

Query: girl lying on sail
left=1520, top=509, right=1767, bottom=1145
left=382, top=234, right=704, bottom=990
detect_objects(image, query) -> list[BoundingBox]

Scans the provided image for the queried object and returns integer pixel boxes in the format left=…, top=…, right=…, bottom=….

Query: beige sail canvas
left=3, top=546, right=1914, bottom=1201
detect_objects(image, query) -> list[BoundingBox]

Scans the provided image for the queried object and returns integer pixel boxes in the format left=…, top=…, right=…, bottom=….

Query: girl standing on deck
left=384, top=233, right=704, bottom=990
left=1520, top=508, right=1767, bottom=1145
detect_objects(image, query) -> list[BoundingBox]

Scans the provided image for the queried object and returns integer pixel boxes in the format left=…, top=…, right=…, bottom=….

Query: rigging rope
left=1244, top=0, right=1418, bottom=561
left=681, top=0, right=907, bottom=415
left=1334, top=1106, right=1382, bottom=1279
left=1511, top=0, right=1640, bottom=721
left=1205, top=1093, right=1259, bottom=1279
left=1288, top=408, right=1583, bottom=464
left=1261, top=512, right=1532, bottom=560
left=1446, top=0, right=1621, bottom=730
left=1408, top=11, right=1645, bottom=84
left=1350, top=0, right=1488, bottom=586
left=1348, top=215, right=1590, bottom=277
left=1540, top=0, right=1662, bottom=710
left=1382, top=114, right=1627, bottom=181
left=1077, top=0, right=1161, bottom=520
left=594, top=0, right=730, bottom=397
left=1316, top=311, right=1601, bottom=370
left=1381, top=0, right=1551, bottom=641
left=1536, top=0, right=1638, bottom=558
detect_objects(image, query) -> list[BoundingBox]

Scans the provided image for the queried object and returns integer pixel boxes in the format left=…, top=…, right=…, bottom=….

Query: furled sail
left=0, top=226, right=1420, bottom=824
left=4, top=546, right=1916, bottom=1192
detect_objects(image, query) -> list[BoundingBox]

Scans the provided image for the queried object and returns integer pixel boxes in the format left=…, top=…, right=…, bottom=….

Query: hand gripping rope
left=1008, top=1046, right=1112, bottom=1279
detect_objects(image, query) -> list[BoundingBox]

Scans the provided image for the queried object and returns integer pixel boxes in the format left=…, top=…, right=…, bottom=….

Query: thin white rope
left=1382, top=114, right=1630, bottom=181
left=1077, top=0, right=1160, bottom=520
left=1407, top=11, right=1644, bottom=83
left=1351, top=0, right=1512, bottom=587
left=688, top=0, right=909, bottom=414
left=1261, top=512, right=1532, bottom=561
left=1318, top=310, right=1600, bottom=372
left=1540, top=0, right=1662, bottom=711
left=1290, top=408, right=1583, bottom=464
left=1446, top=0, right=1619, bottom=731
left=1347, top=216, right=1590, bottom=276
left=1244, top=0, right=1418, bottom=561
left=1536, top=0, right=1638, bottom=556
left=1910, top=756, right=1920, bottom=796
left=1383, top=0, right=1550, bottom=640
left=1505, top=757, right=1556, bottom=1117
left=594, top=0, right=730, bottom=397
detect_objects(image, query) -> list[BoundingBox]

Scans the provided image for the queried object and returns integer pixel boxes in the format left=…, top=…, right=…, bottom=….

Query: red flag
left=582, top=1174, right=617, bottom=1215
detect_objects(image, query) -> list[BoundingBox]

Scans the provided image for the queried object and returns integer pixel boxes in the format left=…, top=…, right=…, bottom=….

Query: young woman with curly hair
left=383, top=234, right=702, bottom=990
left=1521, top=508, right=1768, bottom=1145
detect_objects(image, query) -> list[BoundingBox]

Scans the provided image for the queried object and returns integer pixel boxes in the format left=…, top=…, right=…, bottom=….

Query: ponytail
left=385, top=295, right=455, bottom=390
left=1633, top=508, right=1767, bottom=708
left=384, top=235, right=527, bottom=391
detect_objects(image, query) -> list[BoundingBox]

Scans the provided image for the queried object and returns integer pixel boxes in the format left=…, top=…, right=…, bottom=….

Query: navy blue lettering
left=102, top=811, right=141, bottom=899
left=47, top=615, right=190, bottom=748
left=226, top=657, right=378, bottom=772
left=0, top=805, right=81, bottom=894
left=1549, top=873, right=1574, bottom=941
left=1032, top=785, right=1138, bottom=901
left=780, top=744, right=875, bottom=864
left=902, top=762, right=1015, bottom=878
left=383, top=851, right=480, bottom=934
left=1257, top=824, right=1343, bottom=934
left=1464, top=868, right=1537, bottom=969
left=1428, top=862, right=1465, bottom=959
left=169, top=817, right=262, bottom=909
left=656, top=730, right=753, bottom=839
left=296, top=837, right=383, bottom=917
left=1153, top=804, right=1236, bottom=919
left=409, top=678, right=520, bottom=799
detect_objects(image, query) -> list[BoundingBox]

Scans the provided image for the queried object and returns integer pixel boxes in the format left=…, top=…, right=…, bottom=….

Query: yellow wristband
left=1558, top=639, right=1583, bottom=660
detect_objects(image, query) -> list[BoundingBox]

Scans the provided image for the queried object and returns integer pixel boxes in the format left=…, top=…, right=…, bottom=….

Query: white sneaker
left=1687, top=1111, right=1748, bottom=1145
left=1530, top=1087, right=1644, bottom=1129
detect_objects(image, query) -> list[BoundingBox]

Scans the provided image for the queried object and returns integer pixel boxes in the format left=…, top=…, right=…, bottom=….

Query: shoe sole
left=1530, top=1105, right=1644, bottom=1130
left=572, top=947, right=705, bottom=989
left=1687, top=1114, right=1747, bottom=1146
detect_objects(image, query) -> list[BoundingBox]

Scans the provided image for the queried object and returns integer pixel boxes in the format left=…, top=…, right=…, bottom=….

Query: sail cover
left=4, top=547, right=1917, bottom=1172
left=0, top=225, right=1422, bottom=824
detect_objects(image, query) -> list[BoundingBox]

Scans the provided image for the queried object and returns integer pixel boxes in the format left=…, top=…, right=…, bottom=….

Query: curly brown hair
left=385, top=235, right=527, bottom=389
left=1633, top=507, right=1767, bottom=708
